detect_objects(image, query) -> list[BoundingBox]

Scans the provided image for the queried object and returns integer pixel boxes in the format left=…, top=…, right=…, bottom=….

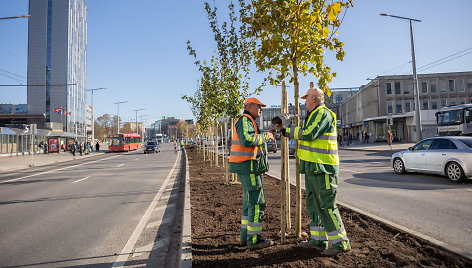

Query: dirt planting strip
left=187, top=147, right=471, bottom=267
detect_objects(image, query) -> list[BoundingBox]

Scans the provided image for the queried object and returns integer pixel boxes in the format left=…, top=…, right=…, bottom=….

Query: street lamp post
left=380, top=13, right=423, bottom=141
left=114, top=101, right=128, bottom=134
left=0, top=15, right=31, bottom=20
left=133, top=109, right=145, bottom=134
left=86, top=87, right=106, bottom=141
left=139, top=115, right=148, bottom=142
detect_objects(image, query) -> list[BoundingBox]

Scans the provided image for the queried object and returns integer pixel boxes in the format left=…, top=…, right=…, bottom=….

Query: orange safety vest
left=229, top=114, right=261, bottom=163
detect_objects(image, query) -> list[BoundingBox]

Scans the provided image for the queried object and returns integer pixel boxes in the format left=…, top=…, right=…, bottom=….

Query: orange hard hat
left=243, top=97, right=266, bottom=107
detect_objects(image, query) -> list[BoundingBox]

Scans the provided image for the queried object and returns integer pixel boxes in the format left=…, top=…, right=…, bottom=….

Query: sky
left=1, top=0, right=472, bottom=126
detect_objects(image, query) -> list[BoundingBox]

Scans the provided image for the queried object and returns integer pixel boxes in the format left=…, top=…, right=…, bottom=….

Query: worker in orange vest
left=229, top=97, right=275, bottom=249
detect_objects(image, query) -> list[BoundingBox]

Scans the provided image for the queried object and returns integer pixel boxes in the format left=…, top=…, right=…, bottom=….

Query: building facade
left=339, top=71, right=472, bottom=142
left=0, top=104, right=28, bottom=114
left=27, top=0, right=87, bottom=135
left=260, top=88, right=358, bottom=130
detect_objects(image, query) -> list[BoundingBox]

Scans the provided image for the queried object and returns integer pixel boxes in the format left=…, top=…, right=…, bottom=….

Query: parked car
left=391, top=136, right=472, bottom=182
left=144, top=141, right=160, bottom=154
left=267, top=140, right=277, bottom=153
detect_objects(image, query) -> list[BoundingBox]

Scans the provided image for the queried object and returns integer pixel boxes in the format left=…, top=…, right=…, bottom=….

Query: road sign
left=336, top=118, right=343, bottom=127
left=363, top=121, right=369, bottom=126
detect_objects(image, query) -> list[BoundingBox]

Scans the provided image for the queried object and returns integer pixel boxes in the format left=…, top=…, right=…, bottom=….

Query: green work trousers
left=305, top=172, right=350, bottom=250
left=238, top=173, right=266, bottom=246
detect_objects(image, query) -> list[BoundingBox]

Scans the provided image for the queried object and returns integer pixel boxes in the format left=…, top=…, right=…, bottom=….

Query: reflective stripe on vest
left=297, top=105, right=339, bottom=165
left=229, top=114, right=260, bottom=163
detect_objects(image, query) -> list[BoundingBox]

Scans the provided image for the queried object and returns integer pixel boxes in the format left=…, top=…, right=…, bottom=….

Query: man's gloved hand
left=271, top=113, right=292, bottom=129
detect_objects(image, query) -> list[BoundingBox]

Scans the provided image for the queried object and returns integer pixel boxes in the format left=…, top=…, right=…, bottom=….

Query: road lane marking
left=146, top=216, right=174, bottom=229
left=113, top=151, right=181, bottom=267
left=73, top=176, right=91, bottom=183
left=117, top=164, right=125, bottom=167
left=340, top=168, right=361, bottom=174
left=131, top=238, right=169, bottom=258
left=135, top=158, right=139, bottom=160
left=0, top=154, right=122, bottom=184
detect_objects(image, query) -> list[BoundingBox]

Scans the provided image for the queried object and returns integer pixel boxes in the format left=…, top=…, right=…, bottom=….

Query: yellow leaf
left=332, top=2, right=342, bottom=14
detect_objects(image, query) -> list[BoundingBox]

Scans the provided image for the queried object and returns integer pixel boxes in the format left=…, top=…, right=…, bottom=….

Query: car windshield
left=437, top=109, right=464, bottom=126
left=457, top=138, right=472, bottom=148
left=147, top=142, right=157, bottom=146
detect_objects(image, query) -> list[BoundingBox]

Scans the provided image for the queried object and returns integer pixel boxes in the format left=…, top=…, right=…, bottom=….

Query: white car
left=391, top=136, right=472, bottom=182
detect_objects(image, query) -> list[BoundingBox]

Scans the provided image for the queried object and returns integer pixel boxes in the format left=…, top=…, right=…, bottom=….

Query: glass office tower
left=27, top=0, right=87, bottom=135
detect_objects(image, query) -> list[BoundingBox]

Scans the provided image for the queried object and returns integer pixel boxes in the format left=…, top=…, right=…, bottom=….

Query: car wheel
left=446, top=162, right=466, bottom=183
left=393, top=158, right=406, bottom=174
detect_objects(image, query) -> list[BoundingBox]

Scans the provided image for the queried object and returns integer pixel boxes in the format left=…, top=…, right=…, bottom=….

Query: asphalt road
left=266, top=149, right=472, bottom=254
left=0, top=143, right=182, bottom=268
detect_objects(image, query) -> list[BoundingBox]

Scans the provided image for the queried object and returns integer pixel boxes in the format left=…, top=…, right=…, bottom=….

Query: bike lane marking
left=112, top=151, right=181, bottom=267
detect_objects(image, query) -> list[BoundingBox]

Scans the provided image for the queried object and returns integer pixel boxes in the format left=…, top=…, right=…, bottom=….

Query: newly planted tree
left=243, top=0, right=352, bottom=237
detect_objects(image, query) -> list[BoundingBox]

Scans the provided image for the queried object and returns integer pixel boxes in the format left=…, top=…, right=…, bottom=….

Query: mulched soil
left=187, top=146, right=471, bottom=267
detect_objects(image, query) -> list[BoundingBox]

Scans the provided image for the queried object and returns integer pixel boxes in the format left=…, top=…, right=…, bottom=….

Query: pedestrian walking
left=274, top=87, right=350, bottom=256
left=337, top=133, right=343, bottom=147
left=78, top=142, right=83, bottom=156
left=385, top=130, right=393, bottom=150
left=179, top=139, right=185, bottom=150
left=70, top=142, right=76, bottom=156
left=95, top=141, right=100, bottom=152
left=348, top=132, right=353, bottom=146
left=229, top=97, right=275, bottom=250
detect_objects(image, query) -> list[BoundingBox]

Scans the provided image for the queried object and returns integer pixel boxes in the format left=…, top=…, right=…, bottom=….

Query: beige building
left=339, top=71, right=472, bottom=142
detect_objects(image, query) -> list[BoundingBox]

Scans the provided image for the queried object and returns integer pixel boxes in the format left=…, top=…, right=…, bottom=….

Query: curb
left=264, top=173, right=472, bottom=262
left=180, top=148, right=192, bottom=268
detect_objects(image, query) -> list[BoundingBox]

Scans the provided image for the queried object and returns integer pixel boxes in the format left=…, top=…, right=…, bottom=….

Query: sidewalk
left=0, top=147, right=108, bottom=173
left=339, top=141, right=415, bottom=152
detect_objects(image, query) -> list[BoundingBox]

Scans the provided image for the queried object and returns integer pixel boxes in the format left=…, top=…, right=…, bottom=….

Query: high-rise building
left=27, top=0, right=87, bottom=134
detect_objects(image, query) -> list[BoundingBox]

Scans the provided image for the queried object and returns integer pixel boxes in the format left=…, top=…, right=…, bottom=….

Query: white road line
left=131, top=238, right=169, bottom=258
left=73, top=176, right=91, bottom=184
left=340, top=168, right=361, bottom=174
left=155, top=203, right=176, bottom=212
left=113, top=151, right=181, bottom=267
left=0, top=154, right=122, bottom=184
left=135, top=158, right=139, bottom=161
left=146, top=216, right=174, bottom=229
left=117, top=164, right=125, bottom=167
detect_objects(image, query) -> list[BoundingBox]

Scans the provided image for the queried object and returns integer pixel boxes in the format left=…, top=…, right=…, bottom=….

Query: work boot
left=323, top=246, right=351, bottom=257
left=247, top=238, right=274, bottom=249
left=300, top=240, right=327, bottom=252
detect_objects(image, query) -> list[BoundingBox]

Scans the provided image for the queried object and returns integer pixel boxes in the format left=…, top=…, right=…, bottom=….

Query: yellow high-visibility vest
left=296, top=105, right=339, bottom=165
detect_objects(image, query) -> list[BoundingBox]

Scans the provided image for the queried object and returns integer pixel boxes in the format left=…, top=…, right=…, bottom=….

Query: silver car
left=391, top=136, right=472, bottom=182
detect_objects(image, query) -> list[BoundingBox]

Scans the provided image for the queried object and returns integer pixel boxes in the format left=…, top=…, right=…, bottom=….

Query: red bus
left=109, top=133, right=142, bottom=152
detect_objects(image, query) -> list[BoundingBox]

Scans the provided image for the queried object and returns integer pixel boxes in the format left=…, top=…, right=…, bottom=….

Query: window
left=403, top=81, right=410, bottom=95
left=412, top=139, right=433, bottom=150
left=449, top=80, right=455, bottom=92
left=458, top=79, right=465, bottom=92
left=450, top=98, right=457, bottom=106
left=335, top=94, right=343, bottom=104
left=405, top=101, right=411, bottom=112
left=441, top=98, right=447, bottom=107
left=430, top=139, right=456, bottom=150
left=386, top=83, right=392, bottom=95
left=431, top=100, right=438, bottom=110
left=466, top=108, right=472, bottom=123
left=440, top=80, right=446, bottom=92
left=460, top=98, right=466, bottom=105
left=421, top=82, right=428, bottom=94
left=430, top=81, right=437, bottom=93
left=395, top=82, right=401, bottom=94
left=387, top=101, right=393, bottom=114
left=468, top=79, right=472, bottom=92
left=422, top=99, right=429, bottom=110
left=396, top=102, right=403, bottom=113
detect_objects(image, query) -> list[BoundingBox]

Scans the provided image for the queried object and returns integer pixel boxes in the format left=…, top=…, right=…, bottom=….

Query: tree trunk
left=292, top=57, right=301, bottom=237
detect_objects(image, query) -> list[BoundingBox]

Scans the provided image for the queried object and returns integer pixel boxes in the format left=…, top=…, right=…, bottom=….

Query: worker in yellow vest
left=273, top=87, right=350, bottom=256
left=229, top=97, right=275, bottom=249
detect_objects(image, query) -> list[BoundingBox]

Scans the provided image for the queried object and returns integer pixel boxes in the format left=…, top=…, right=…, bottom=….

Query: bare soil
left=187, top=147, right=471, bottom=267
